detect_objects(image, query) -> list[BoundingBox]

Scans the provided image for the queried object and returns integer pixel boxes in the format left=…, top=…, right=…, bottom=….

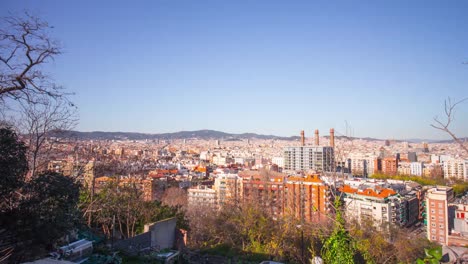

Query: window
left=438, top=203, right=443, bottom=208
left=440, top=224, right=444, bottom=229
left=431, top=223, right=436, bottom=227
left=431, top=202, right=435, bottom=207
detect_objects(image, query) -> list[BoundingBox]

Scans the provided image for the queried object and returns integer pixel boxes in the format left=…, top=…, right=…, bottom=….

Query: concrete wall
left=114, top=232, right=151, bottom=255
left=145, top=217, right=177, bottom=250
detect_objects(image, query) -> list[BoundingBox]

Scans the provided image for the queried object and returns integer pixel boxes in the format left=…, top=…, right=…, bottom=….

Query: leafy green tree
left=0, top=127, right=28, bottom=204
left=321, top=199, right=355, bottom=264
left=0, top=126, right=81, bottom=263
left=15, top=172, right=80, bottom=253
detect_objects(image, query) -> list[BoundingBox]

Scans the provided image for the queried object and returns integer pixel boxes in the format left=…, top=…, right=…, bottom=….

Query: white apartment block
left=410, top=162, right=424, bottom=176
left=272, top=157, right=285, bottom=168
left=343, top=193, right=392, bottom=227
left=283, top=146, right=334, bottom=172
left=443, top=159, right=468, bottom=181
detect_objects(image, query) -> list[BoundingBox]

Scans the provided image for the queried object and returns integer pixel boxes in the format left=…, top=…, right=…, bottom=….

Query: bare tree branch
left=0, top=12, right=69, bottom=106
left=431, top=97, right=468, bottom=156
left=18, top=96, right=78, bottom=177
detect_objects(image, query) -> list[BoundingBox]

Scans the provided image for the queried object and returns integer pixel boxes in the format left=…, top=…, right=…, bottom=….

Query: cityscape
left=1, top=1, right=468, bottom=264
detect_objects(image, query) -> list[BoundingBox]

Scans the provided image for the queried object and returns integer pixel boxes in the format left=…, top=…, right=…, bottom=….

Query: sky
left=2, top=0, right=468, bottom=139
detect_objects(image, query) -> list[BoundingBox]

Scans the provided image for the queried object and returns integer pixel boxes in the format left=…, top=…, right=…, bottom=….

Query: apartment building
left=448, top=197, right=468, bottom=246
left=443, top=159, right=468, bottom=181
left=187, top=185, right=217, bottom=209
left=272, top=157, right=285, bottom=168
left=285, top=174, right=333, bottom=222
left=283, top=146, right=334, bottom=172
left=410, top=162, right=424, bottom=176
left=347, top=153, right=377, bottom=177
left=241, top=173, right=286, bottom=218
left=341, top=185, right=397, bottom=228
left=213, top=173, right=242, bottom=206
left=426, top=187, right=454, bottom=245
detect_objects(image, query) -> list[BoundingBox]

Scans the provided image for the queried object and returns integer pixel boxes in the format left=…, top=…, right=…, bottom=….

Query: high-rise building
left=426, top=187, right=454, bottom=245
left=283, top=146, right=334, bottom=172
left=285, top=175, right=333, bottom=222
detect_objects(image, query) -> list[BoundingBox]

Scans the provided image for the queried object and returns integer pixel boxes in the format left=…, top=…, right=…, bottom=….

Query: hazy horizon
left=64, top=128, right=466, bottom=141
left=3, top=0, right=468, bottom=140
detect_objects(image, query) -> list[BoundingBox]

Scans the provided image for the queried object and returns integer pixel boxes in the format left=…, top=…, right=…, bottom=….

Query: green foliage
left=321, top=199, right=355, bottom=264
left=0, top=127, right=81, bottom=262
left=0, top=127, right=28, bottom=199
left=371, top=173, right=445, bottom=186
left=416, top=247, right=443, bottom=264
left=17, top=172, right=81, bottom=246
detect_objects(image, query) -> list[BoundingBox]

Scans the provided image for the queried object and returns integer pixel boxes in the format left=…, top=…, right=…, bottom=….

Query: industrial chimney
left=314, top=129, right=319, bottom=146
left=330, top=128, right=335, bottom=148
left=300, top=130, right=305, bottom=146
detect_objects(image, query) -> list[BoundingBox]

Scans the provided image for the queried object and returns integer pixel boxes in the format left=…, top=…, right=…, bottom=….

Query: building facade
left=426, top=187, right=454, bottom=245
left=283, top=146, right=334, bottom=172
left=285, top=174, right=333, bottom=222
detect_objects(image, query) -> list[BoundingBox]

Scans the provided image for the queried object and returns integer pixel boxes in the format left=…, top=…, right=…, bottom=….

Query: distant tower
left=385, top=140, right=391, bottom=147
left=423, top=142, right=429, bottom=153
left=300, top=130, right=305, bottom=146
left=315, top=129, right=320, bottom=146
left=330, top=128, right=335, bottom=148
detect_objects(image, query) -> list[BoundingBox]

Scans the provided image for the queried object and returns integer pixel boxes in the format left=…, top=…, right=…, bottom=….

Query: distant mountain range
left=49, top=129, right=464, bottom=143
left=50, top=130, right=300, bottom=141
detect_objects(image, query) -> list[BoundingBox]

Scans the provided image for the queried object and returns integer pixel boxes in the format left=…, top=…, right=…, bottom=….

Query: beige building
left=213, top=173, right=242, bottom=206
left=187, top=185, right=217, bottom=209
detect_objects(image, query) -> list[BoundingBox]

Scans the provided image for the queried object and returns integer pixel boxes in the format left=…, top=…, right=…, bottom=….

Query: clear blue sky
left=2, top=0, right=468, bottom=139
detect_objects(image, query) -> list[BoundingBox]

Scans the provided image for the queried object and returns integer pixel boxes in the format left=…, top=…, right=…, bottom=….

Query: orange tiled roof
left=288, top=174, right=323, bottom=183
left=95, top=176, right=114, bottom=182
left=340, top=185, right=396, bottom=199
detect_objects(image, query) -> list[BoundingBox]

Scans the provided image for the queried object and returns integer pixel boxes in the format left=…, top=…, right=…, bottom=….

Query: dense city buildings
left=30, top=130, right=468, bottom=248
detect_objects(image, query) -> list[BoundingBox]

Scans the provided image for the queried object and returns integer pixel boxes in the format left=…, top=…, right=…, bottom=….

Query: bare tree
left=18, top=97, right=77, bottom=177
left=431, top=97, right=468, bottom=155
left=0, top=12, right=66, bottom=106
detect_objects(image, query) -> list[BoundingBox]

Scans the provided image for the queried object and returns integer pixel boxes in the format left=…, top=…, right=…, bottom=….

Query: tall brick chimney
left=315, top=129, right=319, bottom=146
left=300, top=130, right=305, bottom=146
left=330, top=128, right=335, bottom=148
